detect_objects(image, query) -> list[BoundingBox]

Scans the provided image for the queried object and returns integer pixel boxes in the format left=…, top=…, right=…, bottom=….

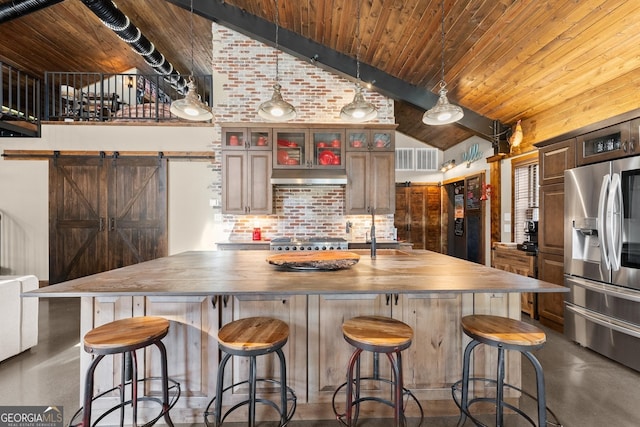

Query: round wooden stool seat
left=71, top=316, right=180, bottom=427
left=218, top=316, right=289, bottom=355
left=205, top=317, right=296, bottom=426
left=84, top=316, right=170, bottom=355
left=342, top=315, right=413, bottom=353
left=333, top=316, right=422, bottom=427
left=461, top=314, right=546, bottom=350
left=453, top=315, right=561, bottom=427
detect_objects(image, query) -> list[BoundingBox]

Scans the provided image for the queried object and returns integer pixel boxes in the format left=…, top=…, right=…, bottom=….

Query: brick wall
left=211, top=23, right=396, bottom=242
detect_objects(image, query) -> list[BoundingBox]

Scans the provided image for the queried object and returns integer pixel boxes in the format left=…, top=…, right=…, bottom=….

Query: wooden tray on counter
left=266, top=251, right=360, bottom=270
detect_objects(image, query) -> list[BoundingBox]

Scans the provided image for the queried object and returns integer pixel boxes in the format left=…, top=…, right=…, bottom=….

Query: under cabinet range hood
left=270, top=169, right=348, bottom=185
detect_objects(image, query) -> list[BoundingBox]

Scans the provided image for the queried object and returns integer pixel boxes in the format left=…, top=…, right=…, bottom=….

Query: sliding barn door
left=107, top=156, right=167, bottom=269
left=49, top=155, right=167, bottom=284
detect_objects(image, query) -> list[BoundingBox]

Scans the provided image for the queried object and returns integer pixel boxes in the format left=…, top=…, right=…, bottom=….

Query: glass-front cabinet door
left=274, top=128, right=345, bottom=168
left=346, top=129, right=394, bottom=151
left=223, top=127, right=272, bottom=150
left=311, top=129, right=345, bottom=168
left=274, top=129, right=308, bottom=168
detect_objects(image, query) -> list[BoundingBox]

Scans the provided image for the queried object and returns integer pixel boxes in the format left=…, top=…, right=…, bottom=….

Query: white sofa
left=0, top=275, right=39, bottom=362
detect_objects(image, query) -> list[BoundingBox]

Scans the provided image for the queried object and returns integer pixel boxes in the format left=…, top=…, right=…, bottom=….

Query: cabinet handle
left=223, top=295, right=229, bottom=308
left=630, top=138, right=636, bottom=153
left=394, top=294, right=399, bottom=305
left=622, top=140, right=629, bottom=153
left=211, top=295, right=218, bottom=309
left=99, top=217, right=105, bottom=232
left=385, top=293, right=391, bottom=305
left=109, top=217, right=115, bottom=231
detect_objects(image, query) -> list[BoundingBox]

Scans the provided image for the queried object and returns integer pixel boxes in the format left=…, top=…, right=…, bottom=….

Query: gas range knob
left=300, top=247, right=305, bottom=251
left=314, top=246, right=320, bottom=250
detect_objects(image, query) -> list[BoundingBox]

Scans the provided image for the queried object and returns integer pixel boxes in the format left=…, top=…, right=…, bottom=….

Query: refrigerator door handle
left=598, top=173, right=611, bottom=269
left=565, top=303, right=640, bottom=339
left=607, top=173, right=623, bottom=271
left=567, top=276, right=640, bottom=303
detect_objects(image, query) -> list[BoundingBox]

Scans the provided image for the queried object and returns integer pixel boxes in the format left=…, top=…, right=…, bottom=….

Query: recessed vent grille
left=395, top=148, right=414, bottom=171
left=415, top=148, right=438, bottom=171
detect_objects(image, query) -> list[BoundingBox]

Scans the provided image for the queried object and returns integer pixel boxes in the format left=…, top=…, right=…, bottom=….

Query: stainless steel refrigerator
left=564, top=155, right=640, bottom=371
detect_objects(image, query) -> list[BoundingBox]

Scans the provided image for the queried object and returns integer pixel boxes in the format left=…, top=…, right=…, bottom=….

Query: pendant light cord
left=275, top=0, right=280, bottom=84
left=190, top=0, right=194, bottom=77
left=356, top=1, right=361, bottom=81
left=439, top=0, right=445, bottom=88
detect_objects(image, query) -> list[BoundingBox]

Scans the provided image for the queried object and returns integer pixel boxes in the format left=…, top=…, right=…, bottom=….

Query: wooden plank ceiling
left=1, top=0, right=640, bottom=151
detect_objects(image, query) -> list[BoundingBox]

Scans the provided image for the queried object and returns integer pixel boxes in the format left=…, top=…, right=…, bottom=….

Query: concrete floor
left=1, top=298, right=639, bottom=426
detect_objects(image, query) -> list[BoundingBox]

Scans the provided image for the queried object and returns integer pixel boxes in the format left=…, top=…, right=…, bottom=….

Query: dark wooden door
left=107, top=156, right=167, bottom=270
left=49, top=156, right=108, bottom=284
left=49, top=155, right=167, bottom=284
left=394, top=184, right=441, bottom=251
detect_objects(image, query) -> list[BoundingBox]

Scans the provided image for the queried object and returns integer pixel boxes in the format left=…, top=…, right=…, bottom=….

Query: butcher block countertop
left=25, top=250, right=567, bottom=297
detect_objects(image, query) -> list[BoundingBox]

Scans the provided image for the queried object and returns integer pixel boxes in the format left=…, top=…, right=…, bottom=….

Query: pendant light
left=340, top=1, right=377, bottom=122
left=422, top=0, right=463, bottom=126
left=170, top=0, right=213, bottom=121
left=258, top=0, right=297, bottom=121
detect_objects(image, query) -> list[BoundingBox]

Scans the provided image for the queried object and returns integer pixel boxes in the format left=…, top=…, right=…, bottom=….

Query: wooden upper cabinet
left=221, top=150, right=272, bottom=214
left=539, top=138, right=575, bottom=185
left=346, top=151, right=395, bottom=215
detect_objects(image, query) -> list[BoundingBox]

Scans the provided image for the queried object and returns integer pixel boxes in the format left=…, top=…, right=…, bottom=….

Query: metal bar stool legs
left=452, top=315, right=562, bottom=427
left=71, top=316, right=181, bottom=427
left=333, top=316, right=423, bottom=427
left=204, top=317, right=296, bottom=427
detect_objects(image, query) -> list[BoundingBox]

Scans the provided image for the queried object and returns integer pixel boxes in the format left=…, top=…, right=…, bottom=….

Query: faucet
left=370, top=209, right=376, bottom=259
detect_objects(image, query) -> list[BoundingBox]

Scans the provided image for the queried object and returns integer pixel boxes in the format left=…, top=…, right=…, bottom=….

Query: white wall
left=0, top=124, right=216, bottom=280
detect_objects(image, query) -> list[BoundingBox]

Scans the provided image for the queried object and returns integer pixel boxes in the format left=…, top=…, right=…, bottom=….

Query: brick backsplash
left=212, top=23, right=396, bottom=242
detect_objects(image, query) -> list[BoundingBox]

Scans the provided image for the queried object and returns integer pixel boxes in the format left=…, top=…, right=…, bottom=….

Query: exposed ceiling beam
left=165, top=0, right=497, bottom=140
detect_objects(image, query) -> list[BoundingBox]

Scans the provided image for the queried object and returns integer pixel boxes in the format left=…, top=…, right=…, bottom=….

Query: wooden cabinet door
left=369, top=151, right=395, bottom=214
left=395, top=293, right=462, bottom=402
left=247, top=151, right=273, bottom=214
left=221, top=151, right=272, bottom=214
left=539, top=183, right=565, bottom=255
left=220, top=295, right=307, bottom=404
left=538, top=252, right=566, bottom=331
left=49, top=156, right=108, bottom=284
left=307, top=294, right=387, bottom=403
left=539, top=138, right=575, bottom=185
left=49, top=155, right=167, bottom=284
left=345, top=152, right=369, bottom=214
left=221, top=151, right=246, bottom=214
left=107, top=156, right=167, bottom=270
left=346, top=151, right=395, bottom=215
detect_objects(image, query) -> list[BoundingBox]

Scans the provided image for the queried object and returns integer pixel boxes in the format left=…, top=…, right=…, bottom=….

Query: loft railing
left=0, top=62, right=41, bottom=137
left=44, top=72, right=213, bottom=123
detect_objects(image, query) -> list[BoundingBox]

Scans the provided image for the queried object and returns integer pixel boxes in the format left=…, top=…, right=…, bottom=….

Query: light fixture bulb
left=258, top=83, right=297, bottom=121
left=340, top=84, right=378, bottom=122
left=422, top=86, right=464, bottom=125
left=170, top=77, right=213, bottom=121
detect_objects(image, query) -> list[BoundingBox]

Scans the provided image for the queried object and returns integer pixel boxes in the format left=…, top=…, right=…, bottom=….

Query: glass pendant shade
left=170, top=77, right=213, bottom=121
left=422, top=86, right=464, bottom=125
left=340, top=84, right=378, bottom=122
left=258, top=83, right=297, bottom=121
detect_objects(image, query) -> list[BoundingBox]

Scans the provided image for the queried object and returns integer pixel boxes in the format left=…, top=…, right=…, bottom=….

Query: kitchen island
left=26, top=250, right=567, bottom=423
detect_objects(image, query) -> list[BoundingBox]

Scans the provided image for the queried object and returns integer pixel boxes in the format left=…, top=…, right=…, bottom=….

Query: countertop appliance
left=270, top=237, right=348, bottom=251
left=564, top=155, right=640, bottom=371
left=518, top=220, right=538, bottom=253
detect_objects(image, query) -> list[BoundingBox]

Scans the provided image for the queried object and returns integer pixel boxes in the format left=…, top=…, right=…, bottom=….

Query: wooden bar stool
left=332, top=316, right=423, bottom=427
left=69, top=316, right=180, bottom=427
left=452, top=314, right=562, bottom=427
left=204, top=316, right=296, bottom=427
